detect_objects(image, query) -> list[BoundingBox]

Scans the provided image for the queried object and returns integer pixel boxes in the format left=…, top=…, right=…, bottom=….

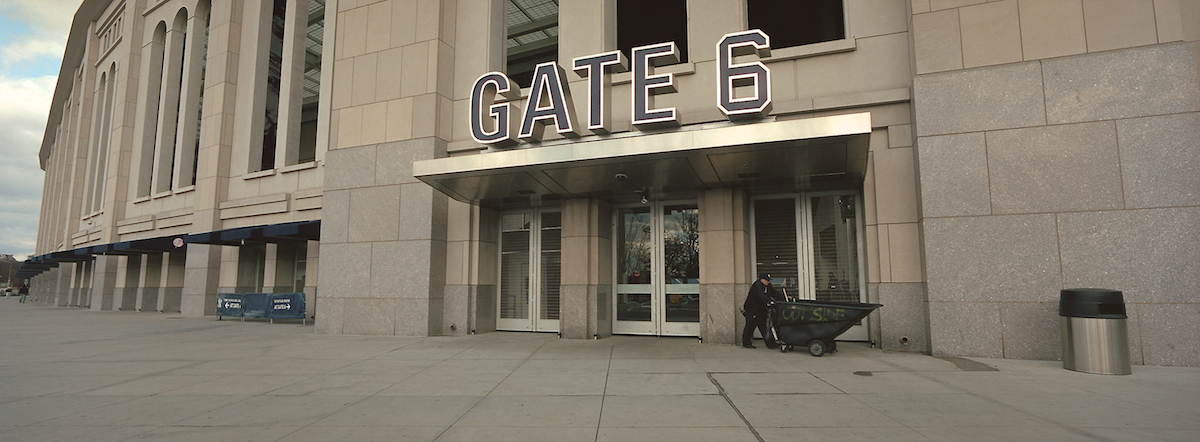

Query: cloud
left=0, top=0, right=77, bottom=260
left=0, top=74, right=52, bottom=258
left=0, top=0, right=80, bottom=35
left=1, top=38, right=67, bottom=70
left=0, top=0, right=76, bottom=71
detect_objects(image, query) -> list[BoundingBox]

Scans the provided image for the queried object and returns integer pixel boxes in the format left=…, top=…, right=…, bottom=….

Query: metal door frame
left=751, top=191, right=869, bottom=341
left=612, top=200, right=700, bottom=337
left=496, top=208, right=561, bottom=333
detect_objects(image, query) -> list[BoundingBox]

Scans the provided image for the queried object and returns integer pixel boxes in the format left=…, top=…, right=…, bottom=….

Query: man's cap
left=758, top=273, right=772, bottom=281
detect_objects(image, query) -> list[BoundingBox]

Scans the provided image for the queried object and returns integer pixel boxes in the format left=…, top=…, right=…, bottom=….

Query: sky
left=0, top=0, right=81, bottom=261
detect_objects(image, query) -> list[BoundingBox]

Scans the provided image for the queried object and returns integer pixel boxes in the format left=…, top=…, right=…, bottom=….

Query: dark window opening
left=167, top=23, right=186, bottom=190
left=297, top=0, right=324, bottom=165
left=298, top=102, right=318, bottom=163
left=261, top=0, right=286, bottom=172
left=747, top=0, right=844, bottom=49
left=506, top=0, right=558, bottom=89
left=617, top=0, right=688, bottom=63
left=192, top=6, right=210, bottom=186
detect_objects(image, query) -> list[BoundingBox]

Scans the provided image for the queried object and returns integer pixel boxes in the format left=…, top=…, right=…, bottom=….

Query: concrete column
left=697, top=188, right=751, bottom=345
left=160, top=251, right=186, bottom=312
left=55, top=265, right=71, bottom=307
left=140, top=253, right=163, bottom=311
left=560, top=198, right=613, bottom=340
left=443, top=201, right=498, bottom=336
left=73, top=261, right=91, bottom=307
left=181, top=243, right=222, bottom=316
left=272, top=242, right=293, bottom=293
left=219, top=245, right=238, bottom=294
left=263, top=243, right=280, bottom=292
left=119, top=255, right=141, bottom=310
left=305, top=240, right=318, bottom=318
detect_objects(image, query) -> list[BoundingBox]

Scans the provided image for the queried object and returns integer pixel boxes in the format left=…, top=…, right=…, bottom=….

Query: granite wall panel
left=1043, top=43, right=1200, bottom=124
left=877, top=282, right=930, bottom=353
left=923, top=214, right=1061, bottom=303
left=1058, top=207, right=1200, bottom=304
left=928, top=301, right=1003, bottom=358
left=1000, top=301, right=1060, bottom=360
left=1138, top=303, right=1200, bottom=367
left=913, top=62, right=1045, bottom=136
left=986, top=122, right=1123, bottom=214
left=1116, top=113, right=1200, bottom=209
left=916, top=132, right=990, bottom=218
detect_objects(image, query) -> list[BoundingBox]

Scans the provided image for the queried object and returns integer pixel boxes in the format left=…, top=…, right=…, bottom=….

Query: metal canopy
left=413, top=113, right=872, bottom=207
left=184, top=220, right=321, bottom=246
left=94, top=236, right=184, bottom=256
left=15, top=221, right=321, bottom=280
left=261, top=220, right=322, bottom=242
left=47, top=249, right=96, bottom=262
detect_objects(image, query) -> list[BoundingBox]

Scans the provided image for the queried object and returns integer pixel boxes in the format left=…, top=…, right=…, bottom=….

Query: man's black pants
left=742, top=311, right=771, bottom=347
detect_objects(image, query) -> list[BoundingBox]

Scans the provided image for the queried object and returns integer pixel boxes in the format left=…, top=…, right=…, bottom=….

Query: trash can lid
left=1059, top=288, right=1126, bottom=319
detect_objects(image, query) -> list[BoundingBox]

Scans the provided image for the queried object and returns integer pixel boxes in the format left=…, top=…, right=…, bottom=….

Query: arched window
left=86, top=64, right=116, bottom=215
left=137, top=21, right=168, bottom=197
left=256, top=0, right=327, bottom=171
left=176, top=1, right=211, bottom=187
left=154, top=8, right=190, bottom=194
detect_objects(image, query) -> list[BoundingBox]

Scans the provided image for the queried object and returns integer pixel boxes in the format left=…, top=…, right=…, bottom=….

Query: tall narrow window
left=747, top=0, right=844, bottom=49
left=754, top=198, right=799, bottom=296
left=617, top=0, right=688, bottom=63
left=138, top=22, right=167, bottom=197
left=297, top=0, right=324, bottom=164
left=497, top=210, right=561, bottom=332
left=179, top=2, right=211, bottom=187
left=155, top=10, right=189, bottom=193
left=86, top=71, right=105, bottom=214
left=538, top=211, right=561, bottom=322
left=86, top=68, right=115, bottom=215
left=506, top=0, right=558, bottom=88
left=499, top=213, right=531, bottom=321
left=195, top=5, right=210, bottom=183
left=260, top=0, right=287, bottom=171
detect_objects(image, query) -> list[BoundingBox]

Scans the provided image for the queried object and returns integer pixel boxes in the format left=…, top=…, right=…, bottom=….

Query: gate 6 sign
left=469, top=30, right=773, bottom=147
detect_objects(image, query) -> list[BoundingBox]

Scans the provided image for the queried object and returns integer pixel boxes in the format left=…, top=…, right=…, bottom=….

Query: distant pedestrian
left=742, top=273, right=777, bottom=348
left=19, top=286, right=29, bottom=303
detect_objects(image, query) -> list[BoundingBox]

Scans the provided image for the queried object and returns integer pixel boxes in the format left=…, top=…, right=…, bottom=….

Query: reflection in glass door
left=614, top=203, right=700, bottom=336
left=497, top=210, right=561, bottom=332
left=753, top=192, right=867, bottom=340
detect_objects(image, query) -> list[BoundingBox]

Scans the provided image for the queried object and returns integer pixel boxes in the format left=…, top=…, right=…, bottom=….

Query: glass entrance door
left=753, top=192, right=867, bottom=341
left=497, top=210, right=561, bottom=332
left=614, top=203, right=700, bottom=336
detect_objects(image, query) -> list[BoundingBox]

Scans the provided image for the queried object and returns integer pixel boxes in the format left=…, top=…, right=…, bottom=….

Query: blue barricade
left=269, top=293, right=306, bottom=321
left=242, top=293, right=271, bottom=319
left=215, top=292, right=306, bottom=324
left=216, top=293, right=244, bottom=319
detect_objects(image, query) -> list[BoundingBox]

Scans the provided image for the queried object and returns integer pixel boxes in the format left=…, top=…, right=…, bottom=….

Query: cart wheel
left=808, top=340, right=826, bottom=357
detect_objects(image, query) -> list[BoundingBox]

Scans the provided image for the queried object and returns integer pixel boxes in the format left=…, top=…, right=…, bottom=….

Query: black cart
left=768, top=300, right=882, bottom=356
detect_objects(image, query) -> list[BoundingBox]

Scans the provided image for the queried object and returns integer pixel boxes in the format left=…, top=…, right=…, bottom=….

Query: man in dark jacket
left=742, top=273, right=776, bottom=348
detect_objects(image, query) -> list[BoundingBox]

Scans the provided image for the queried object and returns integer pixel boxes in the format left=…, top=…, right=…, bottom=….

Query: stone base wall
left=915, top=43, right=1200, bottom=366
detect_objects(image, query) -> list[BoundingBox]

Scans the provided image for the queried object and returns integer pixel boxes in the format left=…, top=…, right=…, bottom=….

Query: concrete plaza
left=1, top=297, right=1197, bottom=442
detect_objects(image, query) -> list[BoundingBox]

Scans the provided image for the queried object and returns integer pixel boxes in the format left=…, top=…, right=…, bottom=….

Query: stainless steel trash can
left=1059, top=288, right=1131, bottom=375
